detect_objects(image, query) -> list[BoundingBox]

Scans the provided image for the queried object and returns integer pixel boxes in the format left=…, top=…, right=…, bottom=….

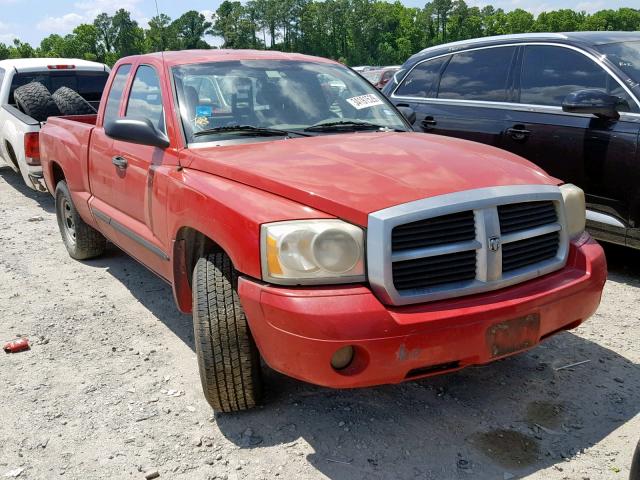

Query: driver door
left=89, top=62, right=176, bottom=279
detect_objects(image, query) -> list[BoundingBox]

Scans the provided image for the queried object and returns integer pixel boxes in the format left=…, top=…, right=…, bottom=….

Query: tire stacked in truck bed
left=14, top=82, right=97, bottom=122
left=52, top=87, right=96, bottom=115
left=14, top=82, right=60, bottom=122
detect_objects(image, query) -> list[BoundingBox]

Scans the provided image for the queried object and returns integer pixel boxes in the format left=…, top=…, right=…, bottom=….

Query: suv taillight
left=24, top=132, right=40, bottom=165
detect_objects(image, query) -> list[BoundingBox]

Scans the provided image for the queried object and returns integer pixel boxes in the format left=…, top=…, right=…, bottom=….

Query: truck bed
left=39, top=115, right=98, bottom=209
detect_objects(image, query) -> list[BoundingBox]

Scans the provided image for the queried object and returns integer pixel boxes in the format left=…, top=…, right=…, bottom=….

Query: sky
left=0, top=0, right=638, bottom=46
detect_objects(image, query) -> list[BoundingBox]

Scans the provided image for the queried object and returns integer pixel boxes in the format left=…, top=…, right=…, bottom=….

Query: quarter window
left=438, top=47, right=516, bottom=102
left=519, top=45, right=635, bottom=108
left=103, top=64, right=131, bottom=125
left=395, top=57, right=447, bottom=98
left=126, top=65, right=165, bottom=133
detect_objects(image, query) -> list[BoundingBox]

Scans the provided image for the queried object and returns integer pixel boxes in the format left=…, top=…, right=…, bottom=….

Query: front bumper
left=239, top=236, right=606, bottom=388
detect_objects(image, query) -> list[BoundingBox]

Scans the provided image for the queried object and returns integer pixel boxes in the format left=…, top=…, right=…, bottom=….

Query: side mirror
left=397, top=106, right=416, bottom=125
left=562, top=89, right=621, bottom=120
left=105, top=118, right=170, bottom=148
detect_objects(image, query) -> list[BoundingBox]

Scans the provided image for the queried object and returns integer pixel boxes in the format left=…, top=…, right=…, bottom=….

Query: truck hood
left=185, top=132, right=559, bottom=226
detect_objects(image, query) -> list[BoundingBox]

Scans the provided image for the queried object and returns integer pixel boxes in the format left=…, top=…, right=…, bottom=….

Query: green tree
left=211, top=1, right=256, bottom=49
left=172, top=10, right=212, bottom=49
left=10, top=39, right=35, bottom=58
left=534, top=9, right=586, bottom=32
left=112, top=9, right=144, bottom=57
left=146, top=13, right=176, bottom=52
left=504, top=8, right=535, bottom=33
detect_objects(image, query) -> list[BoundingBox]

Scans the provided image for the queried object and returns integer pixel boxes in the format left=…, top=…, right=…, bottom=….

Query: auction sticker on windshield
left=346, top=94, right=384, bottom=110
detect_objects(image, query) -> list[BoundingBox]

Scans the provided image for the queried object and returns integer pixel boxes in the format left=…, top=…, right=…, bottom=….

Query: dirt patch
left=526, top=401, right=565, bottom=429
left=471, top=429, right=541, bottom=469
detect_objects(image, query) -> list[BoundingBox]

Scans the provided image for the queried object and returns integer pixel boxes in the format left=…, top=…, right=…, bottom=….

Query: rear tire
left=52, top=87, right=96, bottom=115
left=192, top=252, right=263, bottom=412
left=14, top=82, right=60, bottom=122
left=55, top=180, right=106, bottom=260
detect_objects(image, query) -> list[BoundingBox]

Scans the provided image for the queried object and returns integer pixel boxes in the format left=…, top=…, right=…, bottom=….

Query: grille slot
left=393, top=250, right=477, bottom=291
left=502, top=231, right=560, bottom=273
left=392, top=211, right=475, bottom=252
left=498, top=201, right=557, bottom=234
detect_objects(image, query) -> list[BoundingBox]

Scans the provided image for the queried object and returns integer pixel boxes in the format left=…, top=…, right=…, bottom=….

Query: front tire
left=193, top=252, right=262, bottom=412
left=55, top=181, right=106, bottom=260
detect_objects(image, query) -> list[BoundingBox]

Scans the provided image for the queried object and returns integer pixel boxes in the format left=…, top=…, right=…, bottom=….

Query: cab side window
left=520, top=45, right=636, bottom=111
left=395, top=56, right=447, bottom=98
left=438, top=47, right=516, bottom=102
left=126, top=65, right=165, bottom=133
left=103, top=64, right=131, bottom=125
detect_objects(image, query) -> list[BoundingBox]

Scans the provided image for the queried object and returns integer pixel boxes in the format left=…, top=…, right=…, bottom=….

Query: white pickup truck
left=0, top=58, right=109, bottom=190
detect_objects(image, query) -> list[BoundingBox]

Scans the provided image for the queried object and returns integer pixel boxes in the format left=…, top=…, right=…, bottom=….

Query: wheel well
left=51, top=162, right=65, bottom=187
left=173, top=227, right=222, bottom=313
left=4, top=141, right=19, bottom=170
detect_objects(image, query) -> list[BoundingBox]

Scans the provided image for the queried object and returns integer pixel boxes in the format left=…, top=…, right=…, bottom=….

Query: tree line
left=1, top=1, right=639, bottom=67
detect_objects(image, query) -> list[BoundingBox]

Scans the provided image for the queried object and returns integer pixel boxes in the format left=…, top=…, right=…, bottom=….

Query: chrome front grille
left=392, top=211, right=476, bottom=251
left=367, top=185, right=569, bottom=306
left=498, top=201, right=558, bottom=234
left=502, top=231, right=560, bottom=273
left=392, top=250, right=477, bottom=290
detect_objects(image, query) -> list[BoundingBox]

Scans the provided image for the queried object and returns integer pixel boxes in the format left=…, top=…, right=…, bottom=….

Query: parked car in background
left=352, top=65, right=376, bottom=72
left=40, top=49, right=605, bottom=413
left=363, top=66, right=400, bottom=89
left=0, top=58, right=109, bottom=190
left=384, top=32, right=640, bottom=249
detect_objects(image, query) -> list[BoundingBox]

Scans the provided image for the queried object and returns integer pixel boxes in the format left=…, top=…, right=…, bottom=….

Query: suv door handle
left=506, top=125, right=531, bottom=140
left=112, top=156, right=128, bottom=169
left=421, top=116, right=437, bottom=130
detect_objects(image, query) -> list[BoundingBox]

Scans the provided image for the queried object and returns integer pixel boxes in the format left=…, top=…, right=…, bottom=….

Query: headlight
left=560, top=184, right=586, bottom=239
left=261, top=220, right=365, bottom=285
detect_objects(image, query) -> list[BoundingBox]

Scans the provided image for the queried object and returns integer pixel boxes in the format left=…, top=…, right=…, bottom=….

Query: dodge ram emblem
left=489, top=236, right=501, bottom=252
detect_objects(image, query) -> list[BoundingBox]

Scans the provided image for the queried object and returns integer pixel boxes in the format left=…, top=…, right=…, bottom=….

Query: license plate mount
left=486, top=313, right=540, bottom=358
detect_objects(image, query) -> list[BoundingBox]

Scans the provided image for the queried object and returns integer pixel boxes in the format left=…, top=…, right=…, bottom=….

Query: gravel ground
left=0, top=165, right=638, bottom=480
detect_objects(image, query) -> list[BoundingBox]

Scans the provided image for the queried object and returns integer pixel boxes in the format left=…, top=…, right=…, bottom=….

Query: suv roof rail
left=416, top=33, right=569, bottom=56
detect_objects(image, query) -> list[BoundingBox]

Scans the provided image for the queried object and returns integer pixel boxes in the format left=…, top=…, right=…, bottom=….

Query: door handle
left=506, top=125, right=531, bottom=140
left=112, top=156, right=128, bottom=169
left=421, top=116, right=437, bottom=130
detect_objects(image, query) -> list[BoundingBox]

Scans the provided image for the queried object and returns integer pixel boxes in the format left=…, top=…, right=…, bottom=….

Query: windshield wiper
left=304, top=120, right=401, bottom=132
left=193, top=125, right=311, bottom=138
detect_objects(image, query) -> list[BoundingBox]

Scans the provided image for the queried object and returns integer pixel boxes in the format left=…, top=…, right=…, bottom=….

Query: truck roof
left=0, top=57, right=108, bottom=72
left=119, top=49, right=339, bottom=68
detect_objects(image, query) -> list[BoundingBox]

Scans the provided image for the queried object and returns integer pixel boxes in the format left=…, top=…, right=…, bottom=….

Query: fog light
left=331, top=346, right=354, bottom=370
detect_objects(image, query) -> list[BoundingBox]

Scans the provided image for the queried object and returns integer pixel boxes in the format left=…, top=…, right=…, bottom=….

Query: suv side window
left=438, top=47, right=516, bottom=102
left=520, top=45, right=636, bottom=111
left=395, top=56, right=447, bottom=98
left=103, top=64, right=131, bottom=125
left=126, top=65, right=165, bottom=133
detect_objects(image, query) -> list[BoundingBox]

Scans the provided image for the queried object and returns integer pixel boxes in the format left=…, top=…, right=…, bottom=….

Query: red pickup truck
left=39, top=50, right=606, bottom=412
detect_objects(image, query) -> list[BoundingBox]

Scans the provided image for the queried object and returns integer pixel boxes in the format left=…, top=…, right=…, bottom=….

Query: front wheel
left=55, top=181, right=106, bottom=260
left=192, top=252, right=262, bottom=412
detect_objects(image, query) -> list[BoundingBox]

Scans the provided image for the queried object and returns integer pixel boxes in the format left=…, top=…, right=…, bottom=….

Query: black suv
left=384, top=32, right=640, bottom=249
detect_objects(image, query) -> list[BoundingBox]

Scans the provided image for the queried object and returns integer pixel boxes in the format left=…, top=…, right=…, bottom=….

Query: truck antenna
left=154, top=0, right=165, bottom=59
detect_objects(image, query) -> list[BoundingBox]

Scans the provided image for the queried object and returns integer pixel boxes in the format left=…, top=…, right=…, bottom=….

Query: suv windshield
left=596, top=41, right=640, bottom=85
left=173, top=60, right=407, bottom=143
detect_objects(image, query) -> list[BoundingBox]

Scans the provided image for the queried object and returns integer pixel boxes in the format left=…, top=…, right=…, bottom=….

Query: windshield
left=596, top=41, right=640, bottom=85
left=173, top=60, right=407, bottom=143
